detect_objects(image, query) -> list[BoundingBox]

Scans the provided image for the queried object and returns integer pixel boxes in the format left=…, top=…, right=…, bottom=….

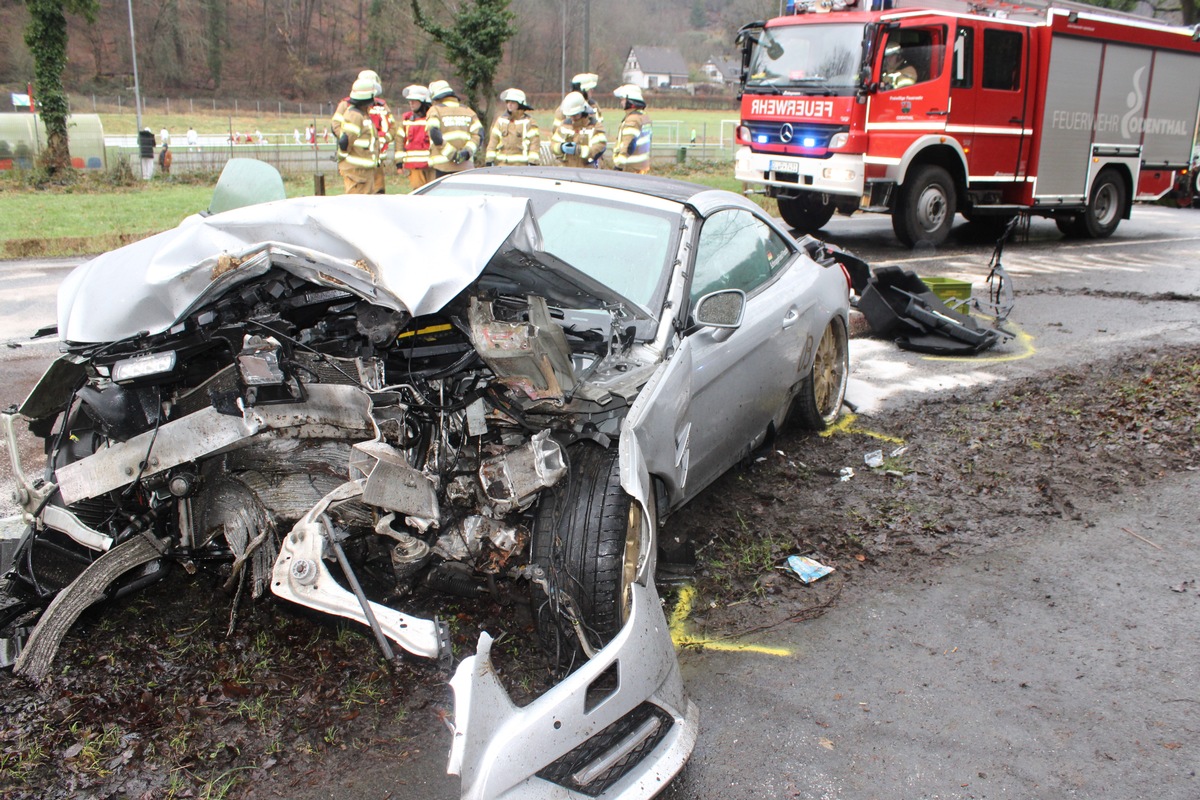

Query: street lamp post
left=127, top=0, right=143, bottom=132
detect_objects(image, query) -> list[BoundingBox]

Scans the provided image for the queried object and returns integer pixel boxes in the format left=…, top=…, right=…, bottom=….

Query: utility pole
left=127, top=0, right=143, bottom=132
left=582, top=0, right=590, bottom=71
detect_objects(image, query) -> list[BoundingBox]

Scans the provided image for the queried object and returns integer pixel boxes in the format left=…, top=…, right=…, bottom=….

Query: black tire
left=1066, top=169, right=1125, bottom=239
left=892, top=165, right=956, bottom=248
left=793, top=317, right=849, bottom=430
left=1054, top=215, right=1078, bottom=236
left=530, top=443, right=640, bottom=670
left=777, top=192, right=836, bottom=233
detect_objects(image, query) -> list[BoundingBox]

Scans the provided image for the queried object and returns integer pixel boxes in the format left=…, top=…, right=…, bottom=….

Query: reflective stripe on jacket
left=331, top=97, right=351, bottom=161
left=398, top=112, right=431, bottom=169
left=551, top=117, right=607, bottom=168
left=613, top=109, right=652, bottom=173
left=340, top=106, right=380, bottom=169
left=427, top=99, right=483, bottom=173
left=486, top=115, right=541, bottom=166
left=369, top=100, right=396, bottom=155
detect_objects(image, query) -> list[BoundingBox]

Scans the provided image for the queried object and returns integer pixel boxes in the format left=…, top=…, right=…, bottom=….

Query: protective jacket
left=397, top=110, right=431, bottom=170
left=427, top=98, right=483, bottom=174
left=486, top=114, right=541, bottom=166
left=337, top=104, right=381, bottom=194
left=368, top=99, right=396, bottom=159
left=613, top=109, right=652, bottom=173
left=551, top=115, right=607, bottom=168
left=331, top=97, right=351, bottom=161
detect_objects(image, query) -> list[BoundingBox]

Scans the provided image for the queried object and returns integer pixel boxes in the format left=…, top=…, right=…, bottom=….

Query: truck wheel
left=792, top=317, right=849, bottom=430
left=777, top=193, right=836, bottom=233
left=530, top=443, right=642, bottom=671
left=893, top=165, right=956, bottom=248
left=1069, top=168, right=1125, bottom=238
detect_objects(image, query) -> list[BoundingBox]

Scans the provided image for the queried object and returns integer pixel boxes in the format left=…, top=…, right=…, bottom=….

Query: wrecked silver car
left=1, top=167, right=851, bottom=798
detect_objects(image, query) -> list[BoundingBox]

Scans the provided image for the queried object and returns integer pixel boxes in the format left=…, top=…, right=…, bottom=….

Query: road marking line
left=919, top=316, right=1036, bottom=363
left=821, top=413, right=905, bottom=444
left=669, top=585, right=793, bottom=656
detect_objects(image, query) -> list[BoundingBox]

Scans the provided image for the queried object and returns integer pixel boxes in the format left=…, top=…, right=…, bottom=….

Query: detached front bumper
left=735, top=146, right=864, bottom=199
left=449, top=578, right=698, bottom=799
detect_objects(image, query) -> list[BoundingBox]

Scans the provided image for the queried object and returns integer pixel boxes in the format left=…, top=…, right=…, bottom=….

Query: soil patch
left=1, top=346, right=1196, bottom=799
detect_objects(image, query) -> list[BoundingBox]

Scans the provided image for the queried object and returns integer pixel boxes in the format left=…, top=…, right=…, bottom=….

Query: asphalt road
left=2, top=207, right=1199, bottom=799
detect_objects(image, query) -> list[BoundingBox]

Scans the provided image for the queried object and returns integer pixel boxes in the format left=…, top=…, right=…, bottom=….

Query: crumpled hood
left=57, top=194, right=625, bottom=344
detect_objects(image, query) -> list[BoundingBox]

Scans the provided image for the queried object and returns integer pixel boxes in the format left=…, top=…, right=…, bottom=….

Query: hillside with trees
left=0, top=0, right=783, bottom=103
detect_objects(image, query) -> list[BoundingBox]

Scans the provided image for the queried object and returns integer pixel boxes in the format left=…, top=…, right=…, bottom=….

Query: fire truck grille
left=746, top=121, right=845, bottom=149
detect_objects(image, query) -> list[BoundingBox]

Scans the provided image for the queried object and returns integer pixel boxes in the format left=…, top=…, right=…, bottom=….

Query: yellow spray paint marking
left=820, top=413, right=905, bottom=444
left=669, top=585, right=792, bottom=656
left=919, top=316, right=1036, bottom=364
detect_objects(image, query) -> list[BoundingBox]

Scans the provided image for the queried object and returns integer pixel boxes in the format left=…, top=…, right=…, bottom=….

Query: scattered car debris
left=838, top=467, right=855, bottom=482
left=864, top=450, right=884, bottom=468
left=780, top=555, right=835, bottom=584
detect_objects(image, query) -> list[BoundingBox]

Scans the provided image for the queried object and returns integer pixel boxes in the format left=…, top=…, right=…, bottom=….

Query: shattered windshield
left=422, top=182, right=678, bottom=314
left=745, top=22, right=865, bottom=93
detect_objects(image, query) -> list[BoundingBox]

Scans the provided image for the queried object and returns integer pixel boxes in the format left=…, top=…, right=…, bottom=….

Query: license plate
left=770, top=160, right=800, bottom=174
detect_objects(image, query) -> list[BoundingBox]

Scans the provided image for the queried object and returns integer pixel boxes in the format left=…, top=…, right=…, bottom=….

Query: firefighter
left=426, top=80, right=484, bottom=176
left=336, top=77, right=382, bottom=194
left=485, top=88, right=541, bottom=167
left=551, top=91, right=607, bottom=168
left=612, top=84, right=652, bottom=173
left=397, top=84, right=435, bottom=189
left=367, top=80, right=396, bottom=194
left=553, top=72, right=602, bottom=130
left=332, top=69, right=380, bottom=145
left=881, top=42, right=918, bottom=89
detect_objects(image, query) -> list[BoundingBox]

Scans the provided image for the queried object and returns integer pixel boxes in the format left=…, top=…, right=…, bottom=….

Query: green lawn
left=0, top=157, right=760, bottom=258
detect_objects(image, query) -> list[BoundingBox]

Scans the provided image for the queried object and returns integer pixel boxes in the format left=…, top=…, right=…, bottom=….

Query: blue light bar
left=803, top=136, right=816, bottom=147
left=756, top=135, right=769, bottom=144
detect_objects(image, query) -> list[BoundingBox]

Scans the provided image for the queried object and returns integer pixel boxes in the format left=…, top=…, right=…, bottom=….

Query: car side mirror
left=693, top=289, right=746, bottom=329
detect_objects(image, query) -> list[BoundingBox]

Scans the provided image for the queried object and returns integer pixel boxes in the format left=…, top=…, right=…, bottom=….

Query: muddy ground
left=1, top=345, right=1197, bottom=799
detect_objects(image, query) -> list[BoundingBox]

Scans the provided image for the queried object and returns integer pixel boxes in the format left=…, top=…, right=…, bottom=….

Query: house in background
left=701, top=56, right=740, bottom=85
left=622, top=46, right=689, bottom=89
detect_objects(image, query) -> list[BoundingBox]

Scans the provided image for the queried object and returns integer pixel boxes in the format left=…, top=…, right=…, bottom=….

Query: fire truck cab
left=734, top=0, right=1200, bottom=247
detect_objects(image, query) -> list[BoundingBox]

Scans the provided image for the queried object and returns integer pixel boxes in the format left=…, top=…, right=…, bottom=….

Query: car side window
left=690, top=209, right=792, bottom=305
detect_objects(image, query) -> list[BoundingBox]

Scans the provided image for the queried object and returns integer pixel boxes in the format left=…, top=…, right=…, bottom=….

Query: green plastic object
left=208, top=158, right=287, bottom=215
left=919, top=276, right=972, bottom=313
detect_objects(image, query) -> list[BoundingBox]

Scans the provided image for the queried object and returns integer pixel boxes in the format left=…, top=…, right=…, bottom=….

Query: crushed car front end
left=1, top=193, right=698, bottom=798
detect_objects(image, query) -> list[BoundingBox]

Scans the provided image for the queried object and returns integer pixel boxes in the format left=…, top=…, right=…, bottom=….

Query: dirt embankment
left=0, top=347, right=1196, bottom=799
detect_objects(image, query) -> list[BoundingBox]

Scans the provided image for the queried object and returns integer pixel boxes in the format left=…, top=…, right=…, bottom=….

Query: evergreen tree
left=411, top=0, right=517, bottom=124
left=24, top=0, right=99, bottom=177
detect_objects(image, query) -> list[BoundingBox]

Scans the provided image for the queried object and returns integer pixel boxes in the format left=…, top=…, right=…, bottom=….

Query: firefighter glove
left=561, top=141, right=577, bottom=156
left=338, top=133, right=349, bottom=152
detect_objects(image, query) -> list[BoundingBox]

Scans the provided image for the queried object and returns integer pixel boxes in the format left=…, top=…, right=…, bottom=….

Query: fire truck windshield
left=744, top=23, right=865, bottom=94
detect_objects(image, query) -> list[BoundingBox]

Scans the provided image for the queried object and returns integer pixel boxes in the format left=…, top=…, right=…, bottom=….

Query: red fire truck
left=734, top=0, right=1200, bottom=247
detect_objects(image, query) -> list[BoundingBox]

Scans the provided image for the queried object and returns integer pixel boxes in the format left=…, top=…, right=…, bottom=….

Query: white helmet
left=571, top=73, right=599, bottom=92
left=428, top=79, right=455, bottom=100
left=614, top=84, right=645, bottom=105
left=499, top=88, right=530, bottom=108
left=357, top=70, right=382, bottom=97
left=560, top=91, right=590, bottom=118
left=403, top=84, right=431, bottom=102
left=884, top=42, right=902, bottom=58
left=350, top=77, right=376, bottom=101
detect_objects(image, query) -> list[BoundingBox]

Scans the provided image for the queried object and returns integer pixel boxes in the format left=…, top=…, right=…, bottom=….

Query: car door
left=669, top=207, right=818, bottom=503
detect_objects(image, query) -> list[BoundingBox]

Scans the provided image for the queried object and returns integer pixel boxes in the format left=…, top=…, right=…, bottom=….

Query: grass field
left=1, top=103, right=752, bottom=257
left=0, top=159, right=762, bottom=258
left=96, top=107, right=741, bottom=147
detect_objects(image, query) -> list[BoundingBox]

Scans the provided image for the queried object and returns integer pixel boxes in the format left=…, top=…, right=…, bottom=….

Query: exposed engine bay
left=5, top=257, right=663, bottom=671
